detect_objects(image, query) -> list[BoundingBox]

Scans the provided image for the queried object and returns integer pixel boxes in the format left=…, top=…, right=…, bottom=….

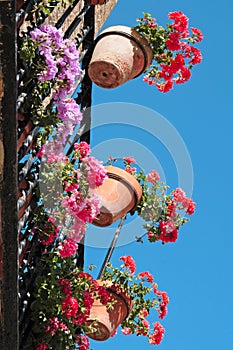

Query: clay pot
left=88, top=25, right=153, bottom=88
left=86, top=280, right=132, bottom=341
left=92, top=166, right=142, bottom=227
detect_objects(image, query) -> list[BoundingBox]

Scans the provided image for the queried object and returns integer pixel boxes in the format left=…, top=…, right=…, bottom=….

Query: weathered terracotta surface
left=86, top=0, right=109, bottom=5
left=86, top=280, right=132, bottom=341
left=92, top=166, right=142, bottom=227
left=88, top=25, right=152, bottom=88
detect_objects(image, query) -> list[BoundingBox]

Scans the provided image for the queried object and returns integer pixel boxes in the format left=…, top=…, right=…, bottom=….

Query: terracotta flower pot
left=92, top=166, right=142, bottom=227
left=88, top=25, right=153, bottom=88
left=86, top=280, right=132, bottom=341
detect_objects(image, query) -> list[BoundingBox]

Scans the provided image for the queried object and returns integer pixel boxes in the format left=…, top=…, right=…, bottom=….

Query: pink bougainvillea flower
left=76, top=334, right=90, bottom=350
left=58, top=238, right=78, bottom=258
left=184, top=198, right=196, bottom=215
left=82, top=156, right=107, bottom=189
left=74, top=141, right=91, bottom=159
left=173, top=187, right=186, bottom=203
left=146, top=170, right=160, bottom=184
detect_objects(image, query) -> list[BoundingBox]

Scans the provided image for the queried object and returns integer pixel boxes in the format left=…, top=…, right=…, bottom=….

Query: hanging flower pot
left=92, top=165, right=142, bottom=227
left=88, top=25, right=152, bottom=89
left=86, top=280, right=132, bottom=341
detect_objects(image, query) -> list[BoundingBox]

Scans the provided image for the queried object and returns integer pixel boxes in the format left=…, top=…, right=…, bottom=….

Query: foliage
left=102, top=255, right=168, bottom=345
left=19, top=24, right=81, bottom=126
left=27, top=252, right=107, bottom=350
left=37, top=140, right=107, bottom=246
left=28, top=251, right=168, bottom=349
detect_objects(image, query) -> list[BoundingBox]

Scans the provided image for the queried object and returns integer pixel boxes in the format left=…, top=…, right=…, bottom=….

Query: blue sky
left=84, top=1, right=233, bottom=349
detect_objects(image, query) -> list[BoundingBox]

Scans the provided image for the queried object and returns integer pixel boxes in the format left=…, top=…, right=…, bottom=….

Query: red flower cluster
left=97, top=285, right=110, bottom=305
left=147, top=186, right=196, bottom=244
left=154, top=287, right=169, bottom=319
left=75, top=334, right=90, bottom=350
left=62, top=295, right=79, bottom=318
left=40, top=217, right=58, bottom=245
left=136, top=318, right=150, bottom=336
left=123, top=156, right=137, bottom=165
left=141, top=11, right=203, bottom=92
left=138, top=271, right=154, bottom=283
left=36, top=343, right=48, bottom=350
left=138, top=308, right=149, bottom=319
left=58, top=273, right=110, bottom=328
left=45, top=317, right=67, bottom=336
left=148, top=322, right=165, bottom=345
left=120, top=255, right=136, bottom=274
left=59, top=278, right=72, bottom=295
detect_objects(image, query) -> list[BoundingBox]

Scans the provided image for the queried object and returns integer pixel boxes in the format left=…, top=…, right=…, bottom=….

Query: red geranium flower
left=138, top=271, right=154, bottom=283
left=120, top=255, right=136, bottom=274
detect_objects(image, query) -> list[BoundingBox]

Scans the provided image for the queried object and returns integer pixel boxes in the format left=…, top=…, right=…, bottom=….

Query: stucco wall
left=94, top=0, right=118, bottom=36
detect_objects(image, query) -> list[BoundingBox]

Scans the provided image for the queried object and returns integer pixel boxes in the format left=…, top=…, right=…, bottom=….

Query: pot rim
left=92, top=25, right=153, bottom=78
left=97, top=279, right=133, bottom=319
left=104, top=165, right=142, bottom=212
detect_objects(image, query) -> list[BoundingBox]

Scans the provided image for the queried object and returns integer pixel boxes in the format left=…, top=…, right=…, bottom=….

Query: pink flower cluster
left=58, top=238, right=78, bottom=258
left=40, top=141, right=107, bottom=256
left=30, top=25, right=81, bottom=98
left=81, top=156, right=108, bottom=189
left=76, top=335, right=90, bottom=350
left=36, top=272, right=111, bottom=350
left=56, top=98, right=83, bottom=125
left=30, top=25, right=83, bottom=132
